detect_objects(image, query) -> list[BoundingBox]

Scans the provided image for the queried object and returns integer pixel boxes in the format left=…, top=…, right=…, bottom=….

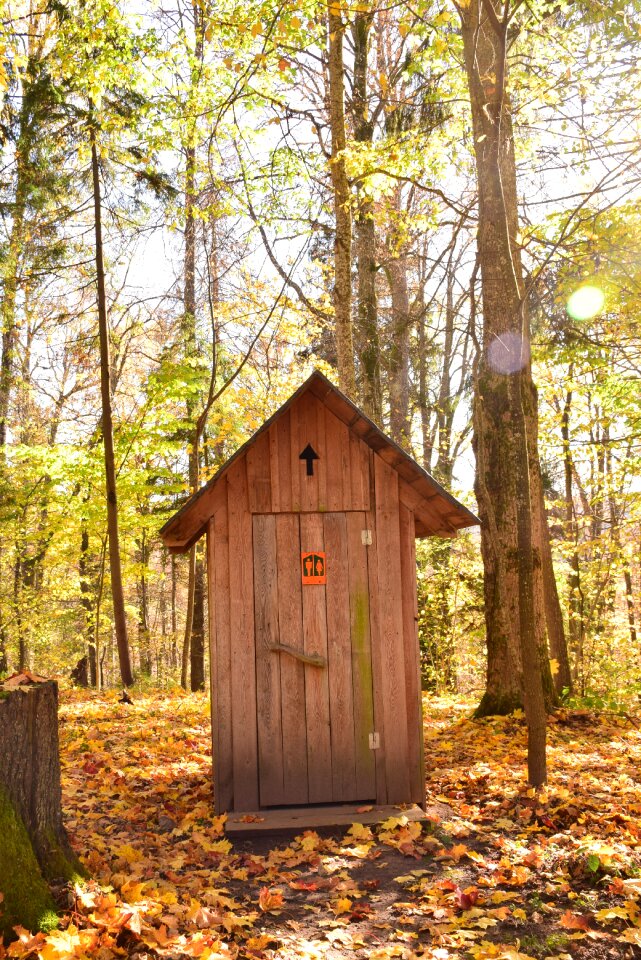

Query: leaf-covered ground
left=3, top=692, right=641, bottom=960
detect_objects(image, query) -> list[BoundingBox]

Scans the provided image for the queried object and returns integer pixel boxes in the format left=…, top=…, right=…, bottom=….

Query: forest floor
left=3, top=691, right=641, bottom=960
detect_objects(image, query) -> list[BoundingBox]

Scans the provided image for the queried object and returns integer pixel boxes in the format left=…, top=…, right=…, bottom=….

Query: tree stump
left=0, top=675, right=83, bottom=937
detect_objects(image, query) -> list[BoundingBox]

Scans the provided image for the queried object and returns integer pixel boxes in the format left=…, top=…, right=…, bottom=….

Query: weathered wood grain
left=227, top=459, right=259, bottom=810
left=300, top=513, right=332, bottom=802
left=374, top=453, right=411, bottom=803
left=324, top=512, right=357, bottom=800
left=208, top=511, right=233, bottom=814
left=247, top=430, right=272, bottom=513
left=399, top=503, right=425, bottom=805
left=253, top=515, right=284, bottom=806
left=346, top=511, right=376, bottom=800
left=276, top=514, right=308, bottom=804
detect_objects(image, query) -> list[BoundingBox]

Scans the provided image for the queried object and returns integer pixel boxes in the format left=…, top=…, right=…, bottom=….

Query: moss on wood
left=474, top=689, right=523, bottom=718
left=0, top=786, right=59, bottom=938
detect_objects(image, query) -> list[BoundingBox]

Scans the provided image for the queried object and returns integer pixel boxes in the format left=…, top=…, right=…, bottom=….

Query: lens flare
left=566, top=285, right=605, bottom=321
left=487, top=331, right=530, bottom=374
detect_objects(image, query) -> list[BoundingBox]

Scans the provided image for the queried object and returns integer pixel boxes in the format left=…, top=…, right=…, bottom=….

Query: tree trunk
left=326, top=0, right=356, bottom=396
left=352, top=10, right=382, bottom=421
left=385, top=192, right=411, bottom=446
left=91, top=128, right=133, bottom=688
left=190, top=548, right=205, bottom=691
left=537, top=479, right=573, bottom=694
left=0, top=679, right=83, bottom=935
left=459, top=0, right=556, bottom=717
left=510, top=368, right=547, bottom=786
left=561, top=385, right=584, bottom=688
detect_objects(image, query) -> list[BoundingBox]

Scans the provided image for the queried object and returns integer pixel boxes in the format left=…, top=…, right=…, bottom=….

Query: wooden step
left=225, top=802, right=427, bottom=836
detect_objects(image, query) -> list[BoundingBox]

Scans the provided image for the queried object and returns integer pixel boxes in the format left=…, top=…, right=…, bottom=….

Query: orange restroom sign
left=301, top=551, right=326, bottom=585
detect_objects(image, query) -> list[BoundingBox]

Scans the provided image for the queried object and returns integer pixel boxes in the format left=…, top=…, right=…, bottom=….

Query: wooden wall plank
left=272, top=409, right=291, bottom=513
left=226, top=459, right=259, bottom=810
left=246, top=430, right=272, bottom=513
left=289, top=396, right=302, bottom=511
left=399, top=504, right=425, bottom=806
left=253, top=515, right=284, bottom=806
left=298, top=391, right=320, bottom=512
left=346, top=512, right=376, bottom=800
left=208, top=513, right=233, bottom=814
left=365, top=452, right=387, bottom=804
left=314, top=393, right=328, bottom=510
left=300, top=513, right=332, bottom=802
left=324, top=513, right=357, bottom=800
left=324, top=408, right=345, bottom=512
left=374, top=453, right=411, bottom=803
left=268, top=418, right=281, bottom=510
left=276, top=514, right=308, bottom=805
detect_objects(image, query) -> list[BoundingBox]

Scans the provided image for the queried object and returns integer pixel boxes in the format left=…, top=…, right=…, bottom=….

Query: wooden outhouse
left=160, top=371, right=478, bottom=815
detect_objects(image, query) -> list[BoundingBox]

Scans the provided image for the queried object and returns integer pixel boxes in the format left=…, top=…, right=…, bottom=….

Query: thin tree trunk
left=190, top=547, right=205, bottom=691
left=90, top=126, right=133, bottom=688
left=181, top=546, right=196, bottom=689
left=537, top=479, right=573, bottom=694
left=561, top=385, right=584, bottom=688
left=79, top=525, right=97, bottom=686
left=326, top=0, right=356, bottom=396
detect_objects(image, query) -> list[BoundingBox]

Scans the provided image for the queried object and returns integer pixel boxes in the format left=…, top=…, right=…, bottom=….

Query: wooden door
left=253, top=512, right=376, bottom=807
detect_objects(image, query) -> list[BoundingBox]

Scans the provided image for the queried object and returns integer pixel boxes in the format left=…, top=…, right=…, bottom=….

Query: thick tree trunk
left=0, top=679, right=83, bottom=934
left=460, top=0, right=556, bottom=717
left=352, top=11, right=382, bottom=421
left=91, top=130, right=133, bottom=688
left=385, top=203, right=411, bottom=447
left=326, top=0, right=356, bottom=396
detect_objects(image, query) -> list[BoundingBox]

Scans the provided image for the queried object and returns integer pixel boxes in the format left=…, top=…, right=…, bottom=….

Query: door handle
left=269, top=643, right=326, bottom=667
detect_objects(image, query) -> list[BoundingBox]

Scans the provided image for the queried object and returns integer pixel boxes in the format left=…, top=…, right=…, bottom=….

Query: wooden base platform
left=225, top=803, right=427, bottom=836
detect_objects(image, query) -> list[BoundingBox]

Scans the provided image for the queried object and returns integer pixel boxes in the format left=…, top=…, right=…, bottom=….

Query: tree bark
left=352, top=10, right=382, bottom=421
left=459, top=0, right=556, bottom=717
left=190, top=547, right=205, bottom=691
left=0, top=679, right=84, bottom=936
left=90, top=128, right=133, bottom=688
left=385, top=190, right=411, bottom=446
left=561, top=384, right=584, bottom=688
left=326, top=0, right=357, bottom=396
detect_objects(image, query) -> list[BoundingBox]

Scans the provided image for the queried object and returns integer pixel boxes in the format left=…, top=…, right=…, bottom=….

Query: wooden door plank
left=208, top=512, right=233, bottom=814
left=324, top=513, right=357, bottom=800
left=346, top=512, right=376, bottom=800
left=374, top=454, right=411, bottom=803
left=226, top=459, right=259, bottom=810
left=399, top=504, right=425, bottom=805
left=246, top=430, right=272, bottom=513
left=276, top=514, right=308, bottom=805
left=253, top=515, right=284, bottom=806
left=300, top=513, right=332, bottom=802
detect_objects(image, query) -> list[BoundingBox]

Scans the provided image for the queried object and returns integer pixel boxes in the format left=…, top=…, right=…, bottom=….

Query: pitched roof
left=159, top=370, right=479, bottom=552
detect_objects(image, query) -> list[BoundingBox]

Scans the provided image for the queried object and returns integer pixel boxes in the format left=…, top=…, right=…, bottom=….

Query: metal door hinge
left=361, top=530, right=372, bottom=545
left=369, top=732, right=380, bottom=750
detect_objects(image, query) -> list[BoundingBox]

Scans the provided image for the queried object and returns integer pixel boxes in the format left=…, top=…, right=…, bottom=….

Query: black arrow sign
left=299, top=444, right=319, bottom=477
